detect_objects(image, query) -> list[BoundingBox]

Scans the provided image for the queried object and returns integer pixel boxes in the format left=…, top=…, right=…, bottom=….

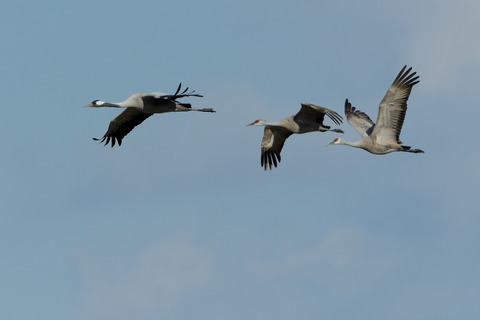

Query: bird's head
left=83, top=100, right=106, bottom=108
left=327, top=138, right=345, bottom=146
left=246, top=119, right=268, bottom=126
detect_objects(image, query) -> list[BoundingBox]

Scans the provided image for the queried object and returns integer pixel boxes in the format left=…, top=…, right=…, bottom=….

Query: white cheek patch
left=96, top=100, right=105, bottom=106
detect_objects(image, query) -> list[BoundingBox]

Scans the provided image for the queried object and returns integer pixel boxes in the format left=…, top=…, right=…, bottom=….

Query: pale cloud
left=249, top=226, right=389, bottom=294
left=75, top=239, right=211, bottom=320
left=405, top=0, right=480, bottom=94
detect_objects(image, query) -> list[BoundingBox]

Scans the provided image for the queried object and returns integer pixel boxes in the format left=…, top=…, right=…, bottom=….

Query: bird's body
left=84, top=83, right=215, bottom=147
left=328, top=66, right=424, bottom=155
left=248, top=103, right=343, bottom=170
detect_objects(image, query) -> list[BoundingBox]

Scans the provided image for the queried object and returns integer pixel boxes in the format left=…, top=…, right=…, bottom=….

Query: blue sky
left=1, top=0, right=479, bottom=319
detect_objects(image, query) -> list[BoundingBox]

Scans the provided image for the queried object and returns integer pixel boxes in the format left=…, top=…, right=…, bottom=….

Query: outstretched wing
left=260, top=126, right=293, bottom=170
left=344, top=99, right=375, bottom=138
left=93, top=107, right=152, bottom=147
left=154, top=83, right=203, bottom=101
left=372, top=65, right=420, bottom=144
left=295, top=103, right=343, bottom=126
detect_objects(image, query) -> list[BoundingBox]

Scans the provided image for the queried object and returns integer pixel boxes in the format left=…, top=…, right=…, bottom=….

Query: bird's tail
left=402, top=146, right=424, bottom=153
left=321, top=125, right=343, bottom=133
left=177, top=103, right=215, bottom=113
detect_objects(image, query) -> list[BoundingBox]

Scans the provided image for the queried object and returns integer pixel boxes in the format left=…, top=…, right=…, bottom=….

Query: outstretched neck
left=344, top=140, right=364, bottom=148
left=110, top=101, right=129, bottom=108
left=336, top=139, right=365, bottom=149
left=263, top=120, right=285, bottom=127
left=97, top=101, right=123, bottom=108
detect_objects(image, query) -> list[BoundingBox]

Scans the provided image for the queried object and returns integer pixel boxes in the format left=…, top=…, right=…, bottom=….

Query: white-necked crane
left=84, top=83, right=215, bottom=147
left=247, top=103, right=343, bottom=170
left=328, top=66, right=424, bottom=154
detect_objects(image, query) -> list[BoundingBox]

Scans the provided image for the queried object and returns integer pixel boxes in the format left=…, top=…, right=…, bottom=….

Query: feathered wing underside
left=373, top=65, right=420, bottom=144
left=260, top=126, right=292, bottom=170
left=93, top=108, right=152, bottom=147
left=344, top=99, right=375, bottom=138
left=295, top=103, right=343, bottom=126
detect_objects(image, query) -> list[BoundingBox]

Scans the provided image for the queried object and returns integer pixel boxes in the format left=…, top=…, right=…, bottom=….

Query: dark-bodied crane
left=84, top=83, right=215, bottom=147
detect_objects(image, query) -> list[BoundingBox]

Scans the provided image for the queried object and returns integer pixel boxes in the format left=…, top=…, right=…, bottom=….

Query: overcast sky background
left=1, top=0, right=479, bottom=319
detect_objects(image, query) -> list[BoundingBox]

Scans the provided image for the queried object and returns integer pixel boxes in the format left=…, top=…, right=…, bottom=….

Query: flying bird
left=84, top=83, right=215, bottom=147
left=328, top=66, right=424, bottom=154
left=247, top=103, right=343, bottom=170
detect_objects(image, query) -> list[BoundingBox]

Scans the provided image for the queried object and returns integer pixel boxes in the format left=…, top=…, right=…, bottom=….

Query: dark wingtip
left=93, top=136, right=107, bottom=145
left=260, top=151, right=282, bottom=171
left=92, top=135, right=125, bottom=147
left=174, top=83, right=182, bottom=96
left=345, top=99, right=352, bottom=112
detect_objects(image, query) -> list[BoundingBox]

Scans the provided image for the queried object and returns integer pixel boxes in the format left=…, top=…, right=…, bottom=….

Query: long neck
left=263, top=119, right=287, bottom=128
left=100, top=102, right=124, bottom=108
left=113, top=101, right=131, bottom=108
left=341, top=139, right=365, bottom=149
left=115, top=95, right=141, bottom=108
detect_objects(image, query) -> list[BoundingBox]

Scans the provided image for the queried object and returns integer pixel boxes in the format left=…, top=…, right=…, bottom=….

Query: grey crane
left=328, top=66, right=424, bottom=154
left=247, top=103, right=343, bottom=170
left=84, top=83, right=215, bottom=147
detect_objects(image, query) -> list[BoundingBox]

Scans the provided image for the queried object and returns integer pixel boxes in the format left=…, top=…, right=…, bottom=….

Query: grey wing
left=295, top=103, right=343, bottom=126
left=93, top=107, right=152, bottom=147
left=260, top=126, right=292, bottom=170
left=372, top=65, right=420, bottom=144
left=344, top=99, right=375, bottom=138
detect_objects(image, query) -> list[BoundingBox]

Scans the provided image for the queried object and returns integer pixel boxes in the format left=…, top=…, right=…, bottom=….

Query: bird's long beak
left=83, top=103, right=93, bottom=108
left=246, top=122, right=255, bottom=126
left=326, top=141, right=334, bottom=146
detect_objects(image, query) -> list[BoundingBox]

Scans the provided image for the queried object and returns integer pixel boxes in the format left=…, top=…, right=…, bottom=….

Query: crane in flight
left=248, top=103, right=343, bottom=170
left=328, top=66, right=424, bottom=154
left=84, top=83, right=215, bottom=147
